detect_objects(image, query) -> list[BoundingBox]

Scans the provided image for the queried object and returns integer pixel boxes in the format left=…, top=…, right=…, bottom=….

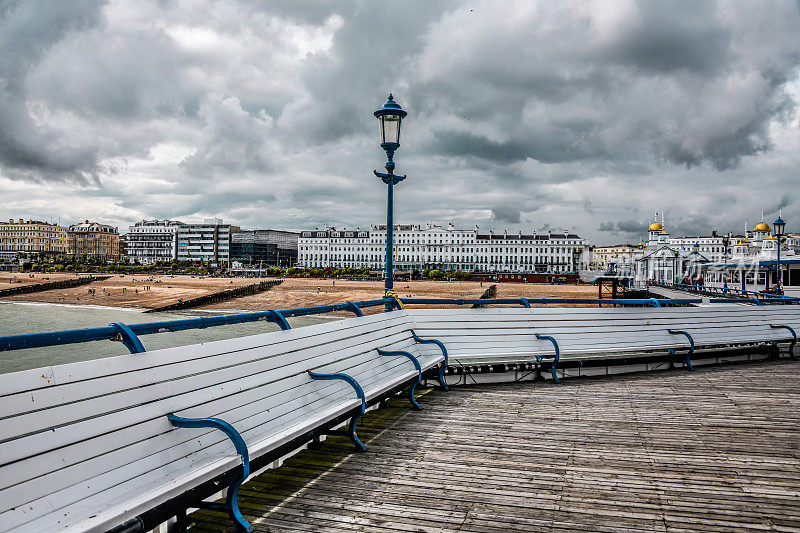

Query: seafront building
left=0, top=219, right=69, bottom=260
left=609, top=213, right=800, bottom=295
left=67, top=221, right=120, bottom=260
left=176, top=219, right=240, bottom=265
left=230, top=229, right=299, bottom=267
left=298, top=223, right=587, bottom=273
left=589, top=244, right=636, bottom=271
left=126, top=219, right=183, bottom=264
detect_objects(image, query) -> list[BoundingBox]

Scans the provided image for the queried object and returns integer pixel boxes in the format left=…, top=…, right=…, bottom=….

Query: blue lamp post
left=774, top=215, right=786, bottom=295
left=374, top=94, right=407, bottom=311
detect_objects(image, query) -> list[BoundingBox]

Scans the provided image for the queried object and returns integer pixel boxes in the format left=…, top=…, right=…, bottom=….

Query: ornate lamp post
left=374, top=94, right=408, bottom=311
left=774, top=215, right=786, bottom=295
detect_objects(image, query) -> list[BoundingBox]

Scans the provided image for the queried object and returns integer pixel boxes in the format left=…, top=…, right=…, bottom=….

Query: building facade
left=176, top=219, right=240, bottom=265
left=0, top=219, right=69, bottom=260
left=628, top=213, right=799, bottom=295
left=230, top=230, right=299, bottom=267
left=67, top=221, right=120, bottom=260
left=126, top=220, right=183, bottom=264
left=589, top=244, right=636, bottom=271
left=298, top=223, right=586, bottom=273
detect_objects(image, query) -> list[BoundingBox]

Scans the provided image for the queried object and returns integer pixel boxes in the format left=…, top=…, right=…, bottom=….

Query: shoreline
left=0, top=300, right=149, bottom=312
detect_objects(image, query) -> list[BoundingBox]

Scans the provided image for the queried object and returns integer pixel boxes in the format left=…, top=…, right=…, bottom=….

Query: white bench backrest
left=407, top=306, right=798, bottom=361
left=0, top=310, right=434, bottom=532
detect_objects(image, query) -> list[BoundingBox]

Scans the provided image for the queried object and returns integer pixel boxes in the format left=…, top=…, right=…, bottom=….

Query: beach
left=0, top=273, right=598, bottom=314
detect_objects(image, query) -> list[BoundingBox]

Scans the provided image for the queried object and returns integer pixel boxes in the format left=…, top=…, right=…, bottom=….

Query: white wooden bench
left=407, top=306, right=798, bottom=378
left=0, top=311, right=446, bottom=533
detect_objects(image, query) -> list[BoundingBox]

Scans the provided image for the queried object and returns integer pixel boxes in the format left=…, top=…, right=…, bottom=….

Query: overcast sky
left=1, top=0, right=799, bottom=244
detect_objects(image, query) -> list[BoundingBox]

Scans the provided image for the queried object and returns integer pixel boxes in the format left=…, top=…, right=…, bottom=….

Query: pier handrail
left=649, top=280, right=800, bottom=302
left=0, top=298, right=388, bottom=352
left=1, top=295, right=796, bottom=353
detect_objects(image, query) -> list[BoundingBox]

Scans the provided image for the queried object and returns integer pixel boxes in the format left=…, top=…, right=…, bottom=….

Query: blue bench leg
left=167, top=414, right=253, bottom=533
left=437, top=364, right=449, bottom=392
left=667, top=330, right=695, bottom=371
left=410, top=331, right=450, bottom=391
left=313, top=412, right=366, bottom=452
left=378, top=349, right=423, bottom=410
left=348, top=413, right=366, bottom=451
left=770, top=325, right=797, bottom=360
left=535, top=334, right=560, bottom=383
left=407, top=381, right=421, bottom=411
left=307, top=371, right=368, bottom=451
left=668, top=348, right=694, bottom=371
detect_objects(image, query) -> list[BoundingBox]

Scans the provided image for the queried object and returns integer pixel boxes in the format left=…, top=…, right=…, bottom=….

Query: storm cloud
left=0, top=0, right=799, bottom=243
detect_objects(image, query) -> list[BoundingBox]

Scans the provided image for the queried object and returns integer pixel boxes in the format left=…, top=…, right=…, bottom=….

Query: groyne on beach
left=144, top=279, right=283, bottom=312
left=0, top=275, right=112, bottom=297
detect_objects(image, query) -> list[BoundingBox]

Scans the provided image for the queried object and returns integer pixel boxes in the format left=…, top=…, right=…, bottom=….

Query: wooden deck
left=189, top=361, right=800, bottom=532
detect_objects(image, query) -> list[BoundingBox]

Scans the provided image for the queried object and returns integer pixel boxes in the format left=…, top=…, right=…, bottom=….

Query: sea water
left=0, top=302, right=335, bottom=374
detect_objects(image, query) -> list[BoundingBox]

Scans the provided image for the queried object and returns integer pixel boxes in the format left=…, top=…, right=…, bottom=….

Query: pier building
left=297, top=223, right=587, bottom=273
left=0, top=218, right=68, bottom=260
left=126, top=219, right=183, bottom=264
left=610, top=213, right=800, bottom=295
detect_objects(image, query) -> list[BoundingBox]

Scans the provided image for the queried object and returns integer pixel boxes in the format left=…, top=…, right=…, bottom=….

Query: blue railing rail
left=0, top=299, right=388, bottom=352
left=2, top=295, right=796, bottom=353
left=400, top=297, right=704, bottom=306
left=649, top=281, right=799, bottom=302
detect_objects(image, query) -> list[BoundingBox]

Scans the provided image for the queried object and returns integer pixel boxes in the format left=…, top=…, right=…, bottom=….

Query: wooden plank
left=189, top=360, right=800, bottom=532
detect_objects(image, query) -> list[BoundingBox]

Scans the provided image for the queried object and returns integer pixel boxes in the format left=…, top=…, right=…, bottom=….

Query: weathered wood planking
left=189, top=361, right=800, bottom=532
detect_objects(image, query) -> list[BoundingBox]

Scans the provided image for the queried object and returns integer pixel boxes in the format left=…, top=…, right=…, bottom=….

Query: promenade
left=190, top=361, right=800, bottom=532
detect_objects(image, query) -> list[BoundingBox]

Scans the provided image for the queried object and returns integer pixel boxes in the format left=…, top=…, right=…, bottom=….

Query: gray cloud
left=767, top=194, right=795, bottom=215
left=598, top=221, right=617, bottom=233
left=491, top=204, right=521, bottom=224
left=598, top=1, right=731, bottom=75
left=0, top=0, right=105, bottom=183
left=617, top=219, right=647, bottom=234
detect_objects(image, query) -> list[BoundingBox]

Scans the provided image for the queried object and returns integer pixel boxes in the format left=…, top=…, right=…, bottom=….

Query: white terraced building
left=298, top=223, right=587, bottom=273
left=126, top=219, right=183, bottom=264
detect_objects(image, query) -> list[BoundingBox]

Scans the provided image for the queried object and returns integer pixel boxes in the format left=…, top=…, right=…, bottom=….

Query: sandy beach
left=0, top=273, right=598, bottom=314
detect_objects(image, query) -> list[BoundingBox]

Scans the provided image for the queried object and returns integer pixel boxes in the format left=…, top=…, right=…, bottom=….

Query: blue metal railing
left=0, top=299, right=388, bottom=352
left=649, top=281, right=799, bottom=303
left=1, top=295, right=796, bottom=353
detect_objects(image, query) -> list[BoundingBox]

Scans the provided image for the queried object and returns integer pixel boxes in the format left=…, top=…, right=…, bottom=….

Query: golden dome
left=649, top=222, right=663, bottom=232
left=754, top=221, right=771, bottom=232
